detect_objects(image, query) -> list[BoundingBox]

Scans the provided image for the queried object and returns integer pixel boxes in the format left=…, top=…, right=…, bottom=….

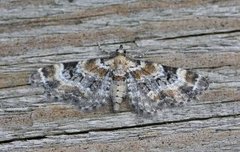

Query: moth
left=30, top=45, right=209, bottom=115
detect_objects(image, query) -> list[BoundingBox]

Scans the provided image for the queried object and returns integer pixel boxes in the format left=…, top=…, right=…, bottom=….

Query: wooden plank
left=1, top=116, right=240, bottom=152
left=0, top=0, right=240, bottom=151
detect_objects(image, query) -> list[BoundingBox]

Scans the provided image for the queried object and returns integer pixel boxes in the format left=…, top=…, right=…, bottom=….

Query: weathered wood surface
left=0, top=0, right=240, bottom=151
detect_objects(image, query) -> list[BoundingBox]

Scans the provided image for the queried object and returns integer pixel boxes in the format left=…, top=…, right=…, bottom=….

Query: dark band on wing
left=41, top=65, right=55, bottom=78
left=130, top=61, right=156, bottom=79
left=184, top=70, right=199, bottom=84
left=162, top=66, right=177, bottom=74
left=30, top=65, right=61, bottom=89
left=62, top=62, right=79, bottom=78
left=63, top=62, right=78, bottom=69
left=84, top=59, right=108, bottom=77
left=162, top=65, right=178, bottom=81
left=84, top=59, right=98, bottom=71
left=45, top=80, right=60, bottom=89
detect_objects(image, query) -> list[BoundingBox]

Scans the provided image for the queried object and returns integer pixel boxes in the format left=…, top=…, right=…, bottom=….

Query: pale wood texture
left=0, top=0, right=240, bottom=151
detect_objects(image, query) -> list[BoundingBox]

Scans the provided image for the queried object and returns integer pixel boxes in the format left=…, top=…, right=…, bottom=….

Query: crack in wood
left=0, top=113, right=239, bottom=145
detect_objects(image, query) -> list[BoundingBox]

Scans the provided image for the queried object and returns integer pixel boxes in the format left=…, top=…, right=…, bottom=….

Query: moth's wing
left=29, top=59, right=112, bottom=111
left=126, top=60, right=209, bottom=115
left=127, top=72, right=159, bottom=116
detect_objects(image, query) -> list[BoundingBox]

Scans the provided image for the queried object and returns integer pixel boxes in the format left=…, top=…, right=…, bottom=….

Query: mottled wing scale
left=30, top=59, right=112, bottom=111
left=126, top=60, right=208, bottom=115
left=30, top=45, right=209, bottom=116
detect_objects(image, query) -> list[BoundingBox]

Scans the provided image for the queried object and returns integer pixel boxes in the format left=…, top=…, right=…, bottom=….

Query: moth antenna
left=119, top=45, right=123, bottom=49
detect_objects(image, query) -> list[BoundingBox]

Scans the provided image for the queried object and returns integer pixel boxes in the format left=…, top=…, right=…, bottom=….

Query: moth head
left=116, top=45, right=127, bottom=56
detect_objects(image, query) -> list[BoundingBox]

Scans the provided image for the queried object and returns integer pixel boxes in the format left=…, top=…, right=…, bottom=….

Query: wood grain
left=0, top=0, right=240, bottom=151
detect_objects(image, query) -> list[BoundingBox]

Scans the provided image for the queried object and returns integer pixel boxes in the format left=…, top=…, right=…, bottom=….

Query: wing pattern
left=30, top=59, right=112, bottom=111
left=126, top=61, right=208, bottom=115
left=30, top=45, right=209, bottom=116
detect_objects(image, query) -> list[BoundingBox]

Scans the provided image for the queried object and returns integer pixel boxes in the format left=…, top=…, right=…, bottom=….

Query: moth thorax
left=112, top=81, right=126, bottom=111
